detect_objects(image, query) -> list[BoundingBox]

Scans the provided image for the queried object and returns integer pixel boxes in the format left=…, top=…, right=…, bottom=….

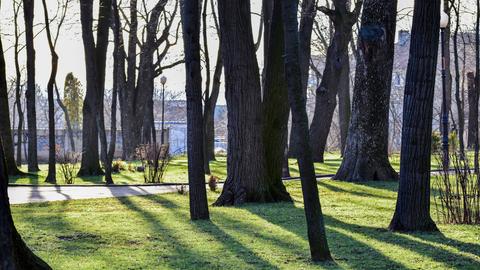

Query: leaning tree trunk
left=181, top=0, right=210, bottom=220
left=1, top=137, right=51, bottom=269
left=280, top=0, right=332, bottom=261
left=23, top=0, right=39, bottom=172
left=261, top=0, right=292, bottom=202
left=467, top=72, right=477, bottom=149
left=78, top=0, right=104, bottom=176
left=13, top=3, right=23, bottom=167
left=213, top=0, right=283, bottom=205
left=389, top=0, right=440, bottom=232
left=309, top=0, right=361, bottom=162
left=333, top=0, right=398, bottom=182
left=288, top=0, right=316, bottom=158
left=42, top=0, right=58, bottom=184
left=0, top=29, right=21, bottom=176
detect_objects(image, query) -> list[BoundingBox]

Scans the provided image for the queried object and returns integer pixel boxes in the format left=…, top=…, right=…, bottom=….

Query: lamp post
left=160, top=76, right=167, bottom=145
left=440, top=10, right=449, bottom=170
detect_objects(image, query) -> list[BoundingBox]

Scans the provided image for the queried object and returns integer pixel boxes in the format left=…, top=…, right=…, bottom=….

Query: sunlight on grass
left=11, top=181, right=480, bottom=269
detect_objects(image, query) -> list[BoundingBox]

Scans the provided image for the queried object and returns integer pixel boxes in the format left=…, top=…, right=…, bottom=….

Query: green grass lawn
left=12, top=180, right=480, bottom=269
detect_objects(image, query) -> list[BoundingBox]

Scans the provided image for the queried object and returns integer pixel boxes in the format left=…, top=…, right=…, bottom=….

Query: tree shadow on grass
left=318, top=181, right=394, bottom=200
left=243, top=202, right=406, bottom=269
left=115, top=194, right=280, bottom=269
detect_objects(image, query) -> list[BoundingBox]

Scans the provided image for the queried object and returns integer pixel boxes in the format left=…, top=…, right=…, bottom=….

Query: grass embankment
left=12, top=180, right=480, bottom=269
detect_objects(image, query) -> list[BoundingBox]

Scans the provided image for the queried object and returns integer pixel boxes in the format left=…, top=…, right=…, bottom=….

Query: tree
left=452, top=0, right=465, bottom=157
left=78, top=0, right=111, bottom=177
left=280, top=0, right=332, bottom=261
left=262, top=0, right=292, bottom=202
left=213, top=0, right=289, bottom=205
left=62, top=73, right=83, bottom=151
left=475, top=0, right=480, bottom=172
left=467, top=72, right=477, bottom=148
left=309, top=0, right=362, bottom=162
left=333, top=0, right=398, bottom=182
left=181, top=0, right=210, bottom=220
left=389, top=0, right=440, bottom=232
left=23, top=0, right=39, bottom=172
left=288, top=0, right=316, bottom=158
left=41, top=0, right=61, bottom=184
left=13, top=0, right=24, bottom=167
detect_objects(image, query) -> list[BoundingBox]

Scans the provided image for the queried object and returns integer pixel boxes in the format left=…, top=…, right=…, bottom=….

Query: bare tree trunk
left=288, top=0, right=316, bottom=158
left=23, top=0, right=39, bottom=172
left=42, top=0, right=58, bottom=184
left=441, top=0, right=452, bottom=138
left=452, top=1, right=465, bottom=157
left=338, top=57, right=351, bottom=155
left=213, top=0, right=283, bottom=205
left=309, top=0, right=361, bottom=162
left=13, top=1, right=23, bottom=167
left=467, top=72, right=477, bottom=148
left=262, top=0, right=292, bottom=202
left=1, top=139, right=52, bottom=269
left=333, top=0, right=398, bottom=182
left=475, top=0, right=480, bottom=172
left=389, top=0, right=440, bottom=232
left=280, top=0, right=332, bottom=261
left=181, top=0, right=210, bottom=220
left=55, top=84, right=75, bottom=151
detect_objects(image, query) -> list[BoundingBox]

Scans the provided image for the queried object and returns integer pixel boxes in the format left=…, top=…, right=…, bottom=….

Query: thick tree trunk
left=280, top=0, right=332, bottom=261
left=0, top=140, right=51, bottom=269
left=262, top=0, right=292, bottom=202
left=389, top=0, right=440, bottom=232
left=467, top=72, right=477, bottom=149
left=23, top=0, right=39, bottom=172
left=213, top=0, right=280, bottom=205
left=42, top=0, right=58, bottom=184
left=181, top=0, right=210, bottom=220
left=288, top=0, right=316, bottom=158
left=78, top=0, right=104, bottom=176
left=309, top=0, right=360, bottom=162
left=333, top=0, right=398, bottom=182
left=0, top=29, right=20, bottom=176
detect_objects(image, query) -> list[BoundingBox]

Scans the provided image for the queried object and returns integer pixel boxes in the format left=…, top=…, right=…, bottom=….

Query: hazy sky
left=0, top=0, right=421, bottom=107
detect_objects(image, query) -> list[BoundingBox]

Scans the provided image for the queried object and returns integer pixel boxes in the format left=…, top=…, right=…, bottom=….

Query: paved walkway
left=8, top=185, right=186, bottom=205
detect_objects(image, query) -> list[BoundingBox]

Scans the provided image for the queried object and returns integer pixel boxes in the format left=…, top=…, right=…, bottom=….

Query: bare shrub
left=57, top=151, right=81, bottom=184
left=136, top=144, right=170, bottom=184
left=434, top=152, right=480, bottom=224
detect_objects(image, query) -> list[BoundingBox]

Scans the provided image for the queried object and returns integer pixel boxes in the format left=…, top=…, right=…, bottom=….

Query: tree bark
left=42, top=0, right=58, bottom=184
left=288, top=0, right=316, bottom=158
left=280, top=0, right=332, bottom=261
left=452, top=2, right=465, bottom=156
left=389, top=0, right=440, bottom=232
left=1, top=137, right=52, bottom=269
left=181, top=0, right=210, bottom=220
left=262, top=0, right=292, bottom=202
left=338, top=58, right=350, bottom=155
left=213, top=0, right=285, bottom=205
left=0, top=24, right=20, bottom=176
left=333, top=0, right=398, bottom=182
left=309, top=0, right=361, bottom=162
left=13, top=1, right=24, bottom=167
left=467, top=72, right=477, bottom=149
left=23, top=0, right=39, bottom=172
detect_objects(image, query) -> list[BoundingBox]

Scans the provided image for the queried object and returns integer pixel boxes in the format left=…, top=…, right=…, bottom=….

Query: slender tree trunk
left=0, top=27, right=20, bottom=176
left=181, top=0, right=210, bottom=220
left=441, top=0, right=452, bottom=139
left=214, top=0, right=284, bottom=205
left=475, top=0, right=480, bottom=172
left=54, top=84, right=75, bottom=151
left=288, top=0, right=316, bottom=158
left=338, top=56, right=350, bottom=155
left=389, top=0, right=440, bottom=232
left=333, top=0, right=398, bottom=182
left=452, top=2, right=465, bottom=157
left=42, top=0, right=58, bottom=184
left=13, top=2, right=23, bottom=167
left=262, top=0, right=292, bottom=202
left=467, top=72, right=477, bottom=149
left=280, top=0, right=332, bottom=261
left=309, top=0, right=361, bottom=162
left=1, top=140, right=52, bottom=269
left=23, top=0, right=39, bottom=172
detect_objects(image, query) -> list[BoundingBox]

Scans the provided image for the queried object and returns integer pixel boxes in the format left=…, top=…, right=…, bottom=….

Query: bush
left=136, top=144, right=170, bottom=184
left=57, top=151, right=81, bottom=184
left=112, top=160, right=127, bottom=173
left=434, top=152, right=480, bottom=224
